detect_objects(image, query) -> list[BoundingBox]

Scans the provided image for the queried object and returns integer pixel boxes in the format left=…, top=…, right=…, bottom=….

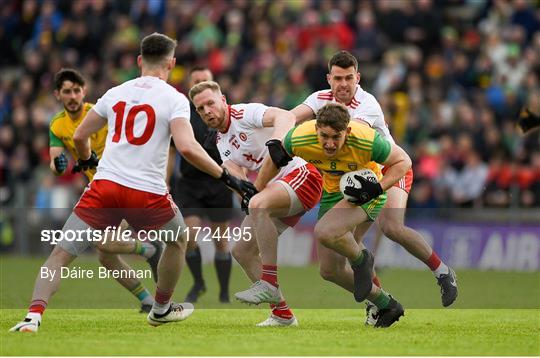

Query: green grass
left=1, top=309, right=539, bottom=355
left=0, top=255, right=539, bottom=355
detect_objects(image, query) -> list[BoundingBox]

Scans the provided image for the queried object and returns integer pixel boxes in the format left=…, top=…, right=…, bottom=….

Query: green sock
left=130, top=282, right=153, bottom=305
left=372, top=289, right=391, bottom=309
left=349, top=250, right=365, bottom=267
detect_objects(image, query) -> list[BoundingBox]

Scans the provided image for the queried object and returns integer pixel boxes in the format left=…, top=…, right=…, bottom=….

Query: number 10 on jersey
left=112, top=101, right=156, bottom=145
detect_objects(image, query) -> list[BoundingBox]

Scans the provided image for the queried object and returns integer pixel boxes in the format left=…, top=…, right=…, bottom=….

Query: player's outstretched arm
left=172, top=118, right=257, bottom=197
left=378, top=144, right=412, bottom=191
left=222, top=160, right=248, bottom=180
left=291, top=103, right=315, bottom=125
left=73, top=109, right=107, bottom=160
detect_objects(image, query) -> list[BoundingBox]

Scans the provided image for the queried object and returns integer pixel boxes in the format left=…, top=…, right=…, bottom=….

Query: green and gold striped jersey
left=282, top=120, right=391, bottom=193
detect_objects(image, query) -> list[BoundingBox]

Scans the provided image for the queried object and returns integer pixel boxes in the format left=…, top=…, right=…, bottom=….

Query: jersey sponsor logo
left=348, top=163, right=358, bottom=170
left=243, top=153, right=263, bottom=164
left=309, top=159, right=323, bottom=164
left=239, top=132, right=248, bottom=141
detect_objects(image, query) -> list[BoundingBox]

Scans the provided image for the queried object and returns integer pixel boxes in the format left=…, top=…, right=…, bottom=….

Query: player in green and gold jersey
left=253, top=103, right=411, bottom=327
left=49, top=98, right=105, bottom=180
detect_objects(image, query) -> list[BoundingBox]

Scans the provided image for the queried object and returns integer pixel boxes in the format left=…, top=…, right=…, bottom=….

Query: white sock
left=152, top=301, right=171, bottom=315
left=433, top=262, right=449, bottom=278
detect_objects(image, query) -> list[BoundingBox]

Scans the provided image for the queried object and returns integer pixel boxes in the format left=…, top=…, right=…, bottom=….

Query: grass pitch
left=1, top=309, right=538, bottom=356
left=1, top=256, right=539, bottom=355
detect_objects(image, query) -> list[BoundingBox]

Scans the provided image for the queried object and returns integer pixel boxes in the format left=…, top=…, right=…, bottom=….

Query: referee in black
left=170, top=67, right=233, bottom=303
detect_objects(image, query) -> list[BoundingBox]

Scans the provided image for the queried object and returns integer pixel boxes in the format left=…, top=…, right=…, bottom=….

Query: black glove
left=266, top=139, right=293, bottom=168
left=241, top=190, right=258, bottom=215
left=518, top=108, right=540, bottom=133
left=73, top=151, right=99, bottom=173
left=344, top=175, right=383, bottom=206
left=219, top=168, right=258, bottom=197
left=53, top=153, right=68, bottom=174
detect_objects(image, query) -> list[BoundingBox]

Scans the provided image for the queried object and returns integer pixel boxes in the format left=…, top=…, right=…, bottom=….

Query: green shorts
left=317, top=190, right=387, bottom=221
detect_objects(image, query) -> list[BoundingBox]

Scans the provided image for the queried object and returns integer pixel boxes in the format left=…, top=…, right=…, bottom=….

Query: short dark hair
left=141, top=32, right=177, bottom=65
left=328, top=50, right=358, bottom=72
left=54, top=68, right=85, bottom=90
left=316, top=103, right=350, bottom=132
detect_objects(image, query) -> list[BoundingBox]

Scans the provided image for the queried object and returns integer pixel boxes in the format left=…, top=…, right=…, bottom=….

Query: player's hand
left=220, top=168, right=258, bottom=197
left=73, top=151, right=99, bottom=173
left=518, top=108, right=540, bottom=134
left=344, top=175, right=383, bottom=206
left=266, top=139, right=293, bottom=168
left=53, top=153, right=68, bottom=174
left=240, top=189, right=258, bottom=215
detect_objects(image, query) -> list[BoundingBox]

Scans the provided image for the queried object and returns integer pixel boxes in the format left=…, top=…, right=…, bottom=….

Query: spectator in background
left=449, top=150, right=489, bottom=208
left=0, top=0, right=538, bottom=213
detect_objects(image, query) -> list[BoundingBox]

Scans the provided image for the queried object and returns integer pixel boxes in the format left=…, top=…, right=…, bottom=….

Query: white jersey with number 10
left=92, top=76, right=190, bottom=195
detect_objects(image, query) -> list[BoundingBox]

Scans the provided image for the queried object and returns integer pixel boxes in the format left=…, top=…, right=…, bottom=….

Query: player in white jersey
left=292, top=51, right=458, bottom=324
left=10, top=33, right=255, bottom=333
left=189, top=81, right=323, bottom=327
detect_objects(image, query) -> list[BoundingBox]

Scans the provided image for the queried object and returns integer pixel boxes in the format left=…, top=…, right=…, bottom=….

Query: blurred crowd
left=1, top=0, right=539, bottom=210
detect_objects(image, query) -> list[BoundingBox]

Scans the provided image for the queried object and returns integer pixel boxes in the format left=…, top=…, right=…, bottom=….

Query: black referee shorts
left=174, top=177, right=234, bottom=222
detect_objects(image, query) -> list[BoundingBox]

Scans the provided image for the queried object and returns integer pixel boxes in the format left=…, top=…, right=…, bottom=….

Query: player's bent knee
left=313, top=225, right=335, bottom=248
left=159, top=213, right=188, bottom=246
left=248, top=195, right=271, bottom=218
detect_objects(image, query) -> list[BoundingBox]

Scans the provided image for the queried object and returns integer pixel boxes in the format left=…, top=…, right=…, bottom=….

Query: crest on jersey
left=348, top=163, right=357, bottom=170
left=239, top=132, right=248, bottom=142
